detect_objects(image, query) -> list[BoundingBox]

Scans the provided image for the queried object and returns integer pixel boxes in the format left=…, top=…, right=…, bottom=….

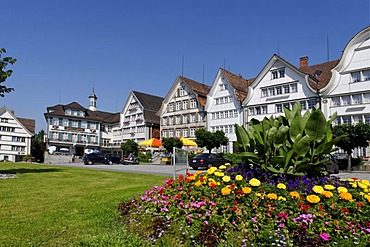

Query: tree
left=0, top=48, right=16, bottom=97
left=162, top=137, right=183, bottom=152
left=31, top=130, right=46, bottom=163
left=195, top=128, right=229, bottom=153
left=121, top=140, right=138, bottom=155
left=332, top=123, right=370, bottom=170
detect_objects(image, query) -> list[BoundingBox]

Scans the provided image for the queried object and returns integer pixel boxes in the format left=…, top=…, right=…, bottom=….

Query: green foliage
left=195, top=128, right=229, bottom=153
left=222, top=152, right=244, bottom=164
left=31, top=130, right=46, bottom=163
left=235, top=102, right=344, bottom=177
left=162, top=137, right=183, bottom=152
left=137, top=151, right=152, bottom=162
left=121, top=140, right=138, bottom=155
left=0, top=48, right=16, bottom=97
left=332, top=123, right=370, bottom=155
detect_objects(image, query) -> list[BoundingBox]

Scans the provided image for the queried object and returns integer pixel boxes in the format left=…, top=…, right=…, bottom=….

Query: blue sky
left=1, top=1, right=370, bottom=132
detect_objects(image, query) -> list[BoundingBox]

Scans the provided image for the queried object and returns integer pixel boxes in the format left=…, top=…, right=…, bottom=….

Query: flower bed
left=118, top=164, right=370, bottom=246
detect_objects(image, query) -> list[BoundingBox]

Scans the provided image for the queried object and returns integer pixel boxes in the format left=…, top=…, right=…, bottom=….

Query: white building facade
left=157, top=76, right=211, bottom=140
left=120, top=90, right=163, bottom=144
left=243, top=54, right=337, bottom=126
left=322, top=26, right=370, bottom=156
left=0, top=106, right=34, bottom=162
left=206, top=68, right=252, bottom=153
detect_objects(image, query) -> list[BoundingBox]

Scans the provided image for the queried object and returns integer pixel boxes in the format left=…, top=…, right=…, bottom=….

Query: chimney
left=10, top=110, right=15, bottom=115
left=300, top=56, right=308, bottom=68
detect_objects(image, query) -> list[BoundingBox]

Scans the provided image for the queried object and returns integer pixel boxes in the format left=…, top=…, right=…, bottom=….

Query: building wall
left=244, top=58, right=318, bottom=125
left=206, top=73, right=244, bottom=153
left=0, top=109, right=33, bottom=162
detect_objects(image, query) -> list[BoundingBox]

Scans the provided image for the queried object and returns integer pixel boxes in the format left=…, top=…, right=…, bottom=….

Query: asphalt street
left=42, top=162, right=370, bottom=180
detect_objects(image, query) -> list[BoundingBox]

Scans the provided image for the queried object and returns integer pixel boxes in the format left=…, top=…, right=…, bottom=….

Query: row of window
left=162, top=128, right=196, bottom=138
left=331, top=93, right=370, bottom=106
left=249, top=99, right=316, bottom=115
left=50, top=132, right=98, bottom=143
left=124, top=113, right=143, bottom=122
left=122, top=126, right=145, bottom=134
left=51, top=118, right=98, bottom=130
left=0, top=136, right=26, bottom=142
left=65, top=109, right=85, bottom=117
left=211, top=110, right=238, bottom=120
left=333, top=115, right=370, bottom=125
left=211, top=125, right=235, bottom=134
left=168, top=99, right=197, bottom=112
left=1, top=118, right=9, bottom=123
left=351, top=69, right=370, bottom=83
left=163, top=113, right=204, bottom=125
left=0, top=126, right=15, bottom=132
left=261, top=82, right=298, bottom=98
left=11, top=146, right=25, bottom=151
left=215, top=96, right=233, bottom=105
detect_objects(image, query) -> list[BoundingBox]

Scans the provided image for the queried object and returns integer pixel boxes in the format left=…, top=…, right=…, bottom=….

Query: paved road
left=43, top=162, right=370, bottom=181
left=43, top=162, right=191, bottom=178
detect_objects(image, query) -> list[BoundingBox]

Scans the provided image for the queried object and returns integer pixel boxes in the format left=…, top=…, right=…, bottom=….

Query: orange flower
left=194, top=181, right=202, bottom=187
left=339, top=192, right=352, bottom=201
left=242, top=187, right=252, bottom=194
left=221, top=186, right=231, bottom=195
left=208, top=181, right=217, bottom=188
left=290, top=191, right=300, bottom=199
left=267, top=193, right=278, bottom=200
left=321, top=191, right=334, bottom=198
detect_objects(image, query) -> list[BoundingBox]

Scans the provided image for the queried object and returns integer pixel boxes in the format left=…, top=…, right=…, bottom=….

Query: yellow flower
left=337, top=186, right=348, bottom=193
left=249, top=178, right=261, bottom=187
left=219, top=165, right=226, bottom=170
left=242, top=187, right=252, bottom=194
left=196, top=171, right=203, bottom=175
left=277, top=183, right=286, bottom=190
left=224, top=163, right=230, bottom=166
left=208, top=178, right=215, bottom=182
left=358, top=182, right=368, bottom=190
left=278, top=196, right=286, bottom=201
left=221, top=186, right=231, bottom=195
left=350, top=182, right=358, bottom=188
left=207, top=167, right=217, bottom=175
left=324, top=185, right=335, bottom=190
left=222, top=176, right=231, bottom=183
left=267, top=193, right=278, bottom=200
left=187, top=174, right=196, bottom=181
left=312, top=185, right=324, bottom=194
left=365, top=195, right=370, bottom=203
left=361, top=179, right=370, bottom=186
left=214, top=171, right=224, bottom=177
left=290, top=191, right=300, bottom=199
left=208, top=181, right=217, bottom=188
left=321, top=190, right=334, bottom=198
left=306, top=195, right=320, bottom=204
left=255, top=192, right=264, bottom=198
left=235, top=175, right=243, bottom=181
left=194, top=180, right=202, bottom=187
left=339, top=192, right=352, bottom=201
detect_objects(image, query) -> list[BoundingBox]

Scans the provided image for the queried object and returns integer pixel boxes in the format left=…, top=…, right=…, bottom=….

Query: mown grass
left=0, top=162, right=166, bottom=246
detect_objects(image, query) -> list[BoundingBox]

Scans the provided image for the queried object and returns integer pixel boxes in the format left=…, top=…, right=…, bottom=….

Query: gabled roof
left=220, top=68, right=255, bottom=102
left=18, top=117, right=35, bottom=134
left=44, top=103, right=119, bottom=124
left=132, top=90, right=164, bottom=124
left=179, top=76, right=211, bottom=97
left=178, top=76, right=211, bottom=107
left=299, top=59, right=340, bottom=90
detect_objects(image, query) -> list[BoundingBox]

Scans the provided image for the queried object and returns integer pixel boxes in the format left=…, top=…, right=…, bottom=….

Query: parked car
left=83, top=153, right=105, bottom=165
left=102, top=153, right=121, bottom=165
left=189, top=153, right=231, bottom=170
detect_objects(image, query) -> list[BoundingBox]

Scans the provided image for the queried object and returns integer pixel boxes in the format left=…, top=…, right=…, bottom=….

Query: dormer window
left=219, top=83, right=226, bottom=91
left=179, top=86, right=186, bottom=96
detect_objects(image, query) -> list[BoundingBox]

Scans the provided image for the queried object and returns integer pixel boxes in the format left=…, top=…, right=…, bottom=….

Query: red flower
left=178, top=174, right=184, bottom=182
left=200, top=177, right=206, bottom=182
left=232, top=206, right=237, bottom=211
left=236, top=189, right=243, bottom=195
left=230, top=184, right=236, bottom=190
left=357, top=202, right=364, bottom=207
left=341, top=208, right=350, bottom=213
left=234, top=200, right=238, bottom=205
left=319, top=205, right=324, bottom=210
left=159, top=188, right=164, bottom=195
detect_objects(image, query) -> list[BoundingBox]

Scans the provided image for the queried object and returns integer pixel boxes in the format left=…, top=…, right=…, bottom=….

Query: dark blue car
left=189, top=153, right=230, bottom=170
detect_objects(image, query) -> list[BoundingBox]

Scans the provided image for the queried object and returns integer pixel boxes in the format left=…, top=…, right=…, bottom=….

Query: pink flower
left=319, top=233, right=330, bottom=241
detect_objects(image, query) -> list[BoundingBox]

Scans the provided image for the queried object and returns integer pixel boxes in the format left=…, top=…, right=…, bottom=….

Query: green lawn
left=0, top=162, right=166, bottom=246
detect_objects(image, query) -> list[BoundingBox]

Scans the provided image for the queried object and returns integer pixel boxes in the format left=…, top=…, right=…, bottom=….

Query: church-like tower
left=89, top=87, right=97, bottom=111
